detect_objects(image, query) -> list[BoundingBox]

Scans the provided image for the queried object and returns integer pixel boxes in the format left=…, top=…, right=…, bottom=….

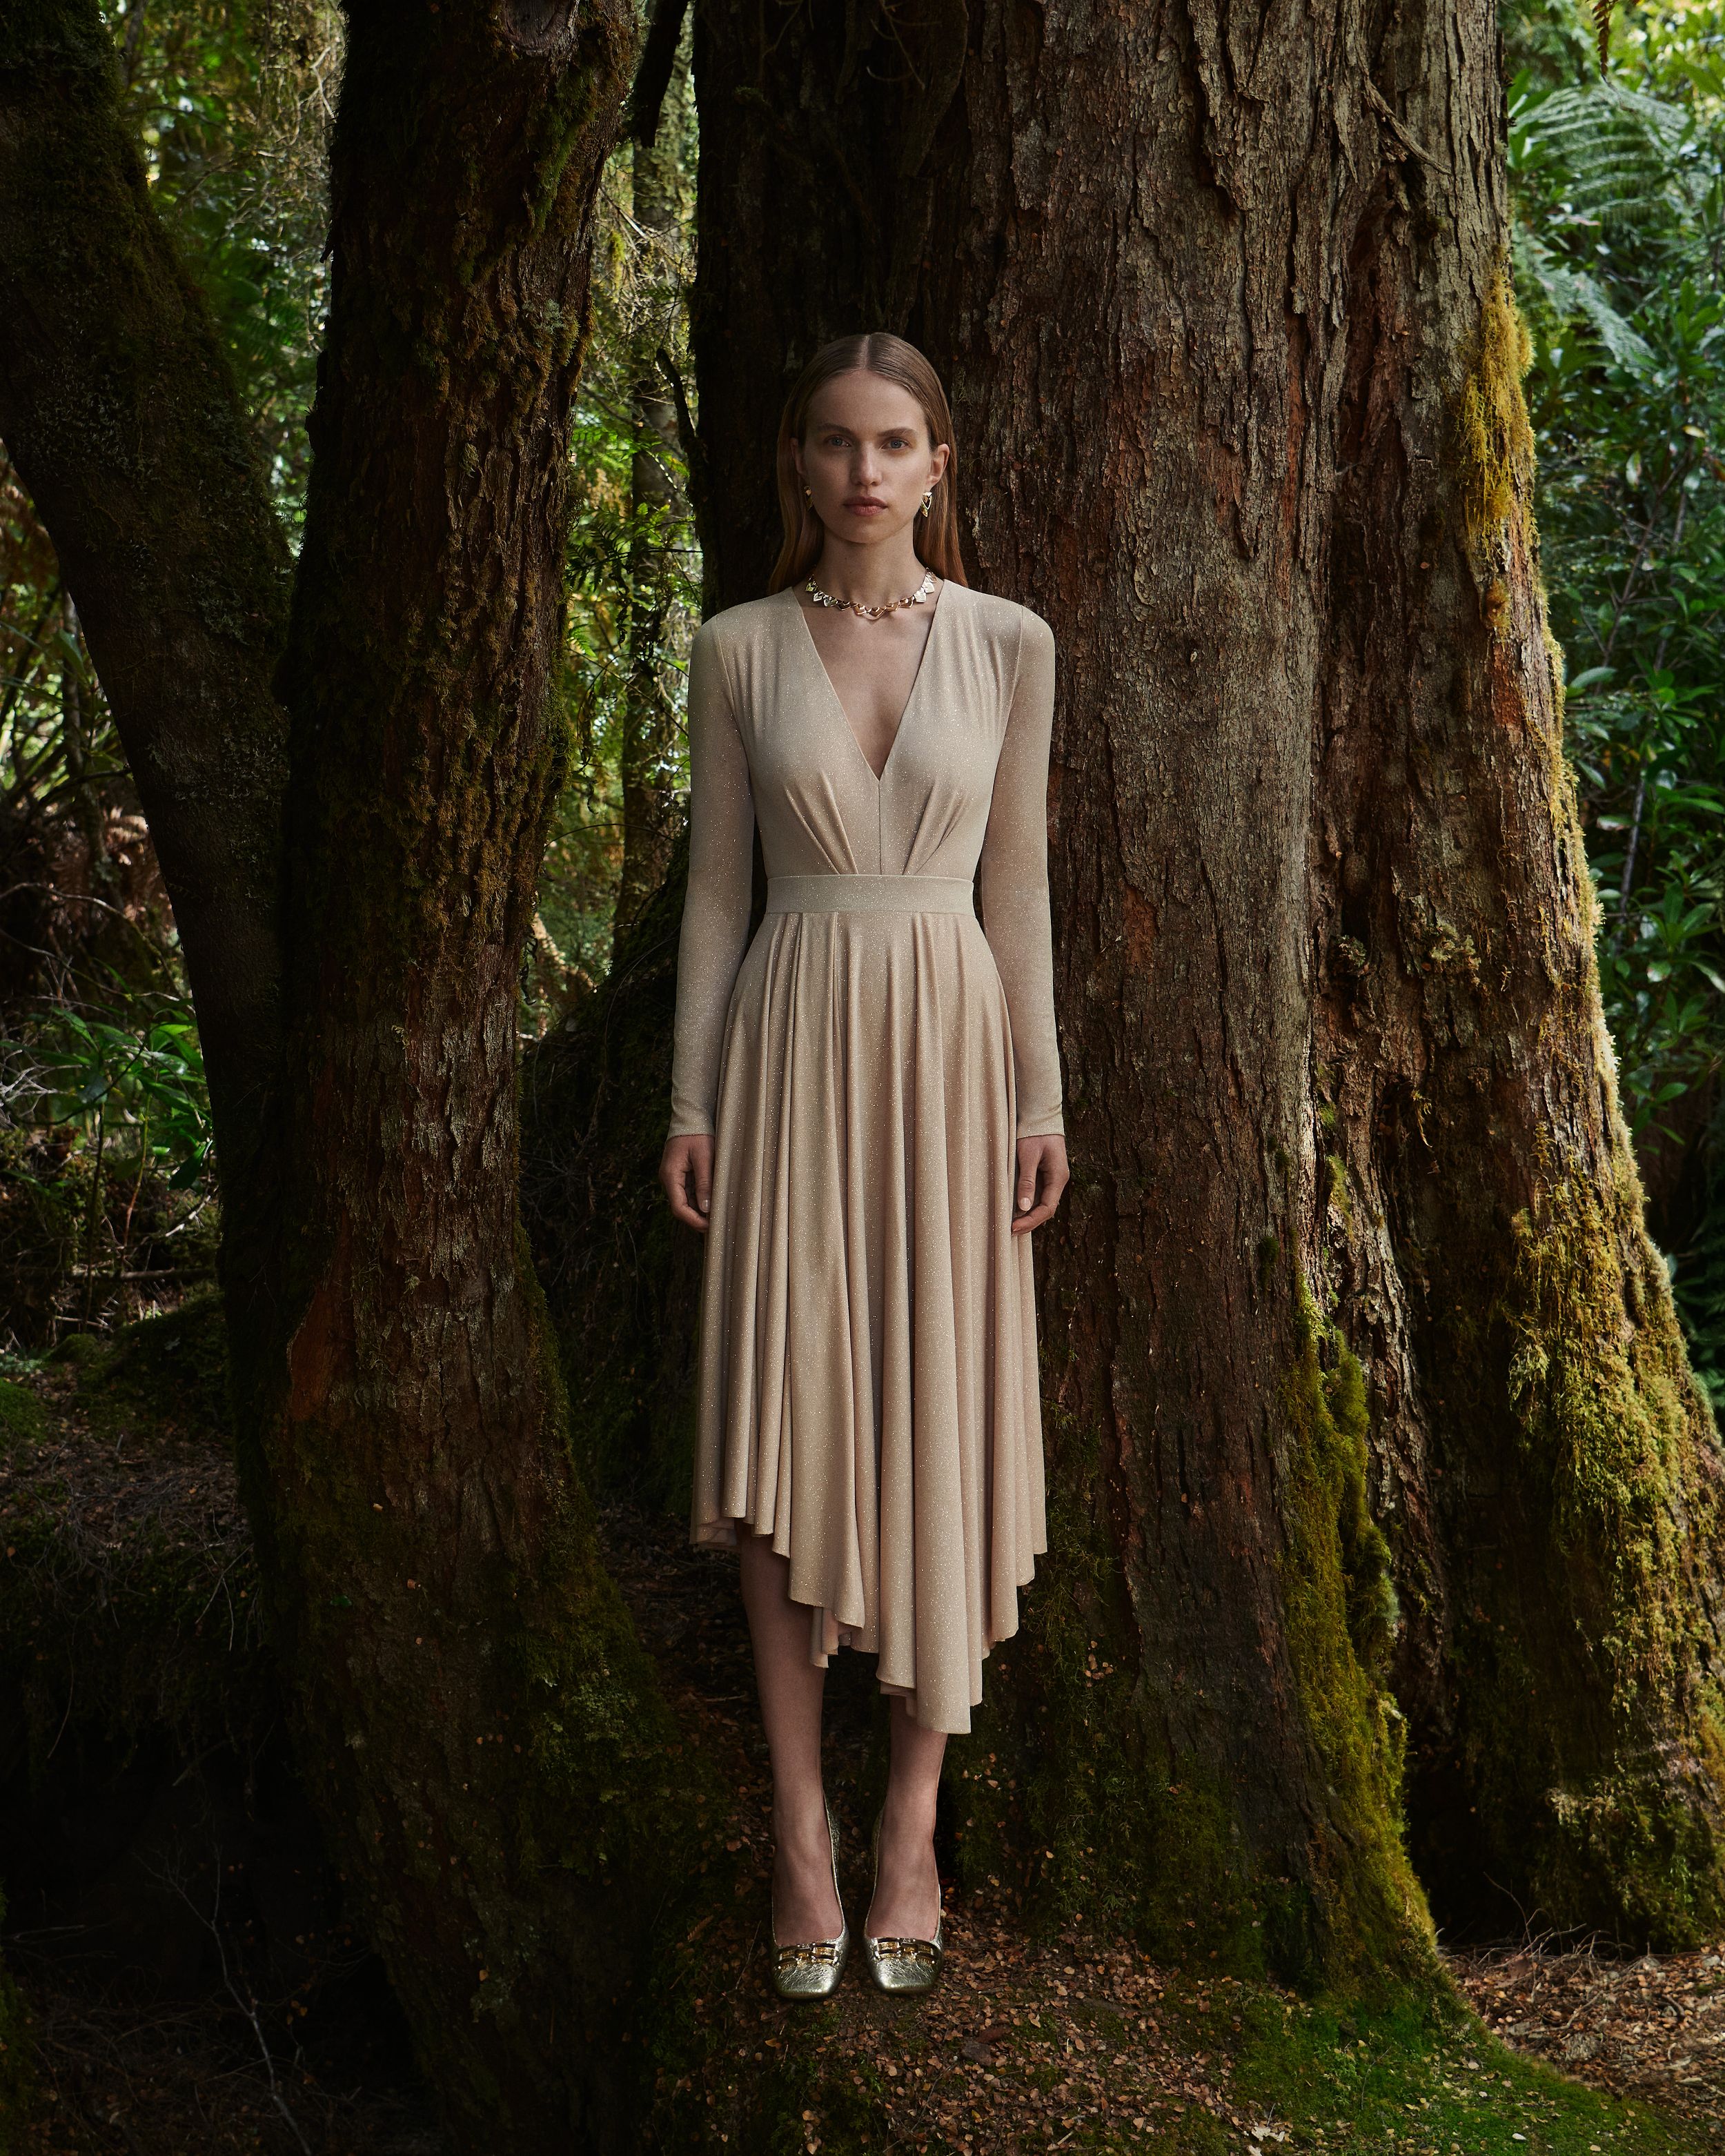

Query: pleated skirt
left=690, top=876, right=1047, bottom=1735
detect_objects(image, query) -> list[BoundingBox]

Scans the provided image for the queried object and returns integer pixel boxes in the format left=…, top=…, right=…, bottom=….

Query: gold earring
left=804, top=486, right=813, bottom=501
left=920, top=489, right=934, bottom=515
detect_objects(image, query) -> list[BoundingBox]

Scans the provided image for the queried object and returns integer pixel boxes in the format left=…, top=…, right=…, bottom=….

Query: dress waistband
left=765, top=873, right=976, bottom=916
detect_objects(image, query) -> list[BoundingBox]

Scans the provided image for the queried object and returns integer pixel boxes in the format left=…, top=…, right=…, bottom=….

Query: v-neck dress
left=666, top=577, right=1064, bottom=1734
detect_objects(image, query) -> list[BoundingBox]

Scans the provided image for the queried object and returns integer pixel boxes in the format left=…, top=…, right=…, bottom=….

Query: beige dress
left=666, top=577, right=1064, bottom=1734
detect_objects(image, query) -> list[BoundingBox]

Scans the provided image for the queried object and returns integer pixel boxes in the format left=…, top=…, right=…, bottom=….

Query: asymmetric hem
left=667, top=580, right=1064, bottom=1735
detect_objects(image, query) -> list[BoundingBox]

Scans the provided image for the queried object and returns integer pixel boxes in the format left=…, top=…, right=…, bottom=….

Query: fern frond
left=1512, top=224, right=1657, bottom=374
left=1517, top=81, right=1702, bottom=250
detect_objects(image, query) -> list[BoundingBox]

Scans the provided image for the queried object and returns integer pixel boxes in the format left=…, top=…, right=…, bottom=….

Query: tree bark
left=0, top=0, right=292, bottom=1315
left=687, top=0, right=1725, bottom=1970
left=686, top=0, right=968, bottom=607
left=523, top=833, right=707, bottom=1511
left=253, top=2, right=723, bottom=2144
left=0, top=1, right=730, bottom=2144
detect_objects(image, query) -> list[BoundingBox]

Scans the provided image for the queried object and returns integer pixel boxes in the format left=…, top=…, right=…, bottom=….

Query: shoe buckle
left=871, top=1936, right=939, bottom=1968
left=777, top=1939, right=842, bottom=1970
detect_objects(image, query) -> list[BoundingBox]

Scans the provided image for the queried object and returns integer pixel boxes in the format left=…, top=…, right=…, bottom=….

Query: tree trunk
left=0, top=2, right=731, bottom=2144
left=0, top=0, right=292, bottom=1319
left=523, top=833, right=707, bottom=1512
left=686, top=0, right=968, bottom=607
left=689, top=0, right=1725, bottom=1972
left=253, top=2, right=726, bottom=2144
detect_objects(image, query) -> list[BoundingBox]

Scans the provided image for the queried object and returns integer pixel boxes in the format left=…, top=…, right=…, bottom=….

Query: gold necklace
left=804, top=567, right=938, bottom=620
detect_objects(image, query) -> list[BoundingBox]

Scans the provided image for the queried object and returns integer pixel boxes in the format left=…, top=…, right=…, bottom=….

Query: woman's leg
left=865, top=1695, right=946, bottom=1939
left=738, top=1531, right=845, bottom=1941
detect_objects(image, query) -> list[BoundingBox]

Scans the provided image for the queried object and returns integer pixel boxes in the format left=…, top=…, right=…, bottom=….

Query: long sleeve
left=979, top=609, right=1065, bottom=1140
left=667, top=621, right=756, bottom=1139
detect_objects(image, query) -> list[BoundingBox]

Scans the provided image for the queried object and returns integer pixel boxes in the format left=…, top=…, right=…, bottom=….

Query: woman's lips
left=845, top=500, right=887, bottom=513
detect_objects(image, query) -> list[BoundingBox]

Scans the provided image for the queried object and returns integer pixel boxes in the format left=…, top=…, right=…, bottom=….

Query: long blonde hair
left=767, top=334, right=970, bottom=593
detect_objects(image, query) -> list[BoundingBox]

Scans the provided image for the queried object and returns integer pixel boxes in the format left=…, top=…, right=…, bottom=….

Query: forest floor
left=1, top=1348, right=1720, bottom=2155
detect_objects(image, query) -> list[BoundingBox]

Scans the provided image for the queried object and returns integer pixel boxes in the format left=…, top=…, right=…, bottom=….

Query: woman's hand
left=1012, top=1134, right=1069, bottom=1234
left=661, top=1134, right=714, bottom=1233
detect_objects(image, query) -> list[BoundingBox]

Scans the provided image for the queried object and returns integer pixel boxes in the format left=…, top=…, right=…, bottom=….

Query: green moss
left=725, top=2045, right=894, bottom=2156
left=1451, top=1151, right=1725, bottom=1941
left=0, top=1383, right=45, bottom=1457
left=943, top=1253, right=1446, bottom=2001
left=71, top=1289, right=233, bottom=1448
left=1276, top=1274, right=1432, bottom=1990
left=954, top=1392, right=1285, bottom=1981
left=1457, top=260, right=1536, bottom=576
left=1502, top=1164, right=1702, bottom=1601
left=1228, top=1971, right=1712, bottom=2155
left=656, top=1953, right=1711, bottom=2154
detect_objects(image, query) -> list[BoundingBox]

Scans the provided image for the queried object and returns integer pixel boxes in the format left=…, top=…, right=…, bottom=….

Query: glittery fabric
left=667, top=581, right=1064, bottom=1735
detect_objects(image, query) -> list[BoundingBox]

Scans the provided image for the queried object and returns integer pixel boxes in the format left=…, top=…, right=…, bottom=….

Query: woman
left=659, top=332, right=1069, bottom=1999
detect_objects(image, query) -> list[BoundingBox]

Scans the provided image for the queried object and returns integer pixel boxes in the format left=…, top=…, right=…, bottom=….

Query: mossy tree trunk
left=254, top=2, right=723, bottom=2146
left=687, top=0, right=1725, bottom=1970
left=0, top=1, right=734, bottom=2145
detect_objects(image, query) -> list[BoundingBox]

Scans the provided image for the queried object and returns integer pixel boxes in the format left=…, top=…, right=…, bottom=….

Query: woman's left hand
left=1012, top=1134, right=1070, bottom=1233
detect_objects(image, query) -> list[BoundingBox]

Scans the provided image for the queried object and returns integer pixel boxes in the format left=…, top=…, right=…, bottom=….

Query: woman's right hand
left=660, top=1134, right=713, bottom=1233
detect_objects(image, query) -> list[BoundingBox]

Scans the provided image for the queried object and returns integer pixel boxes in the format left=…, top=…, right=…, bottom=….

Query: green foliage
left=1675, top=1089, right=1725, bottom=1390
left=19, top=976, right=212, bottom=1188
left=103, top=0, right=337, bottom=533
left=0, top=977, right=219, bottom=1347
left=1504, top=0, right=1725, bottom=1401
left=1510, top=55, right=1725, bottom=1155
left=0, top=468, right=174, bottom=1024
left=532, top=45, right=702, bottom=1010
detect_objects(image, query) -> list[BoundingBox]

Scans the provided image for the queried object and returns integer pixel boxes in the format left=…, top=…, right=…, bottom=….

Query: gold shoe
left=770, top=1794, right=849, bottom=2000
left=861, top=1804, right=945, bottom=1995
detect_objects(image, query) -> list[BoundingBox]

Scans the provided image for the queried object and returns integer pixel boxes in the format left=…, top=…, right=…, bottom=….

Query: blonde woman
left=660, top=332, right=1068, bottom=1998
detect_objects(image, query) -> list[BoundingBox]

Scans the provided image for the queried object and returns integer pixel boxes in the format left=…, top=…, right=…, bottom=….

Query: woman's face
left=795, top=371, right=950, bottom=548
